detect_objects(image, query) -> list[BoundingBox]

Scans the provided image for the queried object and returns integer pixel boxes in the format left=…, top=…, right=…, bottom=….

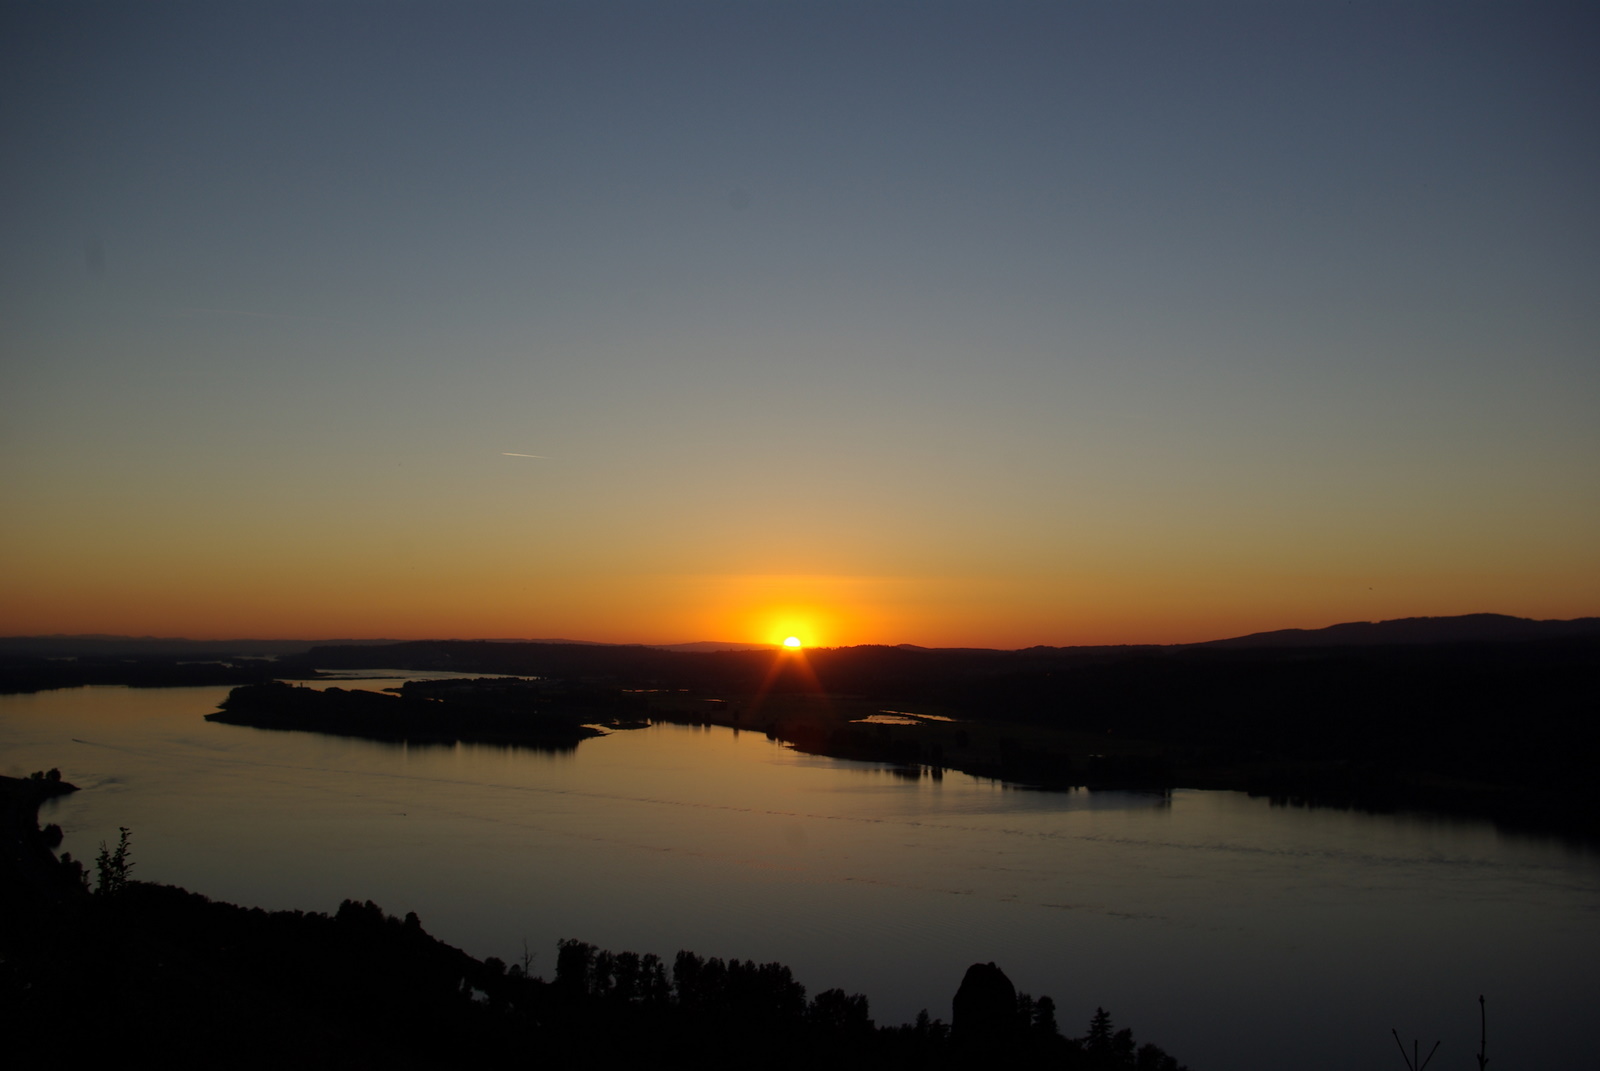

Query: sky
left=2, top=0, right=1596, bottom=648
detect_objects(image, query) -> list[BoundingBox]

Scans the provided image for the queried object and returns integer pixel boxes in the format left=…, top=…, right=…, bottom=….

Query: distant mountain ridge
left=1199, top=613, right=1600, bottom=648
left=0, top=636, right=405, bottom=658
left=651, top=641, right=780, bottom=653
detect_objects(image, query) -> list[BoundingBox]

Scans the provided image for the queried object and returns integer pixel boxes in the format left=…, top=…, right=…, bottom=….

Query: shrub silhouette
left=94, top=826, right=133, bottom=897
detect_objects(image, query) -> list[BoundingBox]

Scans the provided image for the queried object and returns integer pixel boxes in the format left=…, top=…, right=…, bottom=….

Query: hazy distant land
left=5, top=611, right=1597, bottom=661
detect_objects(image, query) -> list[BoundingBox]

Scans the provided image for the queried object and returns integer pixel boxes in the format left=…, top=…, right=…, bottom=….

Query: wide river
left=4, top=678, right=1596, bottom=1070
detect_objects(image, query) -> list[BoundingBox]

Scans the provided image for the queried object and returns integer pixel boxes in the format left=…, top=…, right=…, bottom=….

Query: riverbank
left=200, top=657, right=1600, bottom=842
left=13, top=629, right=1596, bottom=843
left=632, top=686, right=1600, bottom=842
left=9, top=682, right=1593, bottom=1071
left=0, top=771, right=83, bottom=914
left=1, top=772, right=1191, bottom=1070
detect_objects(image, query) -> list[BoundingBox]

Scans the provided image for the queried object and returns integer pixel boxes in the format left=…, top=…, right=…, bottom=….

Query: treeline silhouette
left=0, top=653, right=284, bottom=694
left=207, top=678, right=608, bottom=749
left=2, top=778, right=1190, bottom=1069
left=272, top=634, right=1600, bottom=837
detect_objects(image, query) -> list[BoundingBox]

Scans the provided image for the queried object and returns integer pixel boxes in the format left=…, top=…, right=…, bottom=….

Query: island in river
left=206, top=677, right=608, bottom=750
left=7, top=614, right=1595, bottom=838
left=197, top=617, right=1600, bottom=842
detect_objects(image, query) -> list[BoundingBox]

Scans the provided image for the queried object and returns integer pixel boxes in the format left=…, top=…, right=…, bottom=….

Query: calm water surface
left=4, top=681, right=1596, bottom=1070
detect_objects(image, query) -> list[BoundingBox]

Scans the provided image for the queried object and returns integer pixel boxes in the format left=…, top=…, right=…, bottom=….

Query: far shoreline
left=198, top=661, right=1600, bottom=845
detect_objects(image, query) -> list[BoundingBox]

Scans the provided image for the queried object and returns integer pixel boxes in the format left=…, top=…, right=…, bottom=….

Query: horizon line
left=3, top=612, right=1598, bottom=653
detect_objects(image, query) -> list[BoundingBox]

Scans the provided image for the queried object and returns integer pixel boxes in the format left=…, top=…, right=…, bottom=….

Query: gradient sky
left=3, top=1, right=1596, bottom=647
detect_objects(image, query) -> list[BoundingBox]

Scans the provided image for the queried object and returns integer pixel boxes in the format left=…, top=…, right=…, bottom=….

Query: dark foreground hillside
left=1, top=773, right=1189, bottom=1070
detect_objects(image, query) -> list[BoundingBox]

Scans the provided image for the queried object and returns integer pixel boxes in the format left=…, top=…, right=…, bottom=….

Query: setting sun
left=1, top=8, right=1593, bottom=1071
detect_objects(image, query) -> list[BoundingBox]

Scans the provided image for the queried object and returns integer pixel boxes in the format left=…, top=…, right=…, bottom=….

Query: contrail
left=502, top=452, right=549, bottom=459
left=174, top=306, right=331, bottom=322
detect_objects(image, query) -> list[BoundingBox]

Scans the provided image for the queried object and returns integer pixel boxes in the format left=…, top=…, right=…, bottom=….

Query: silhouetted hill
left=1200, top=613, right=1600, bottom=648
left=0, top=653, right=293, bottom=694
left=11, top=613, right=1596, bottom=660
left=0, top=635, right=404, bottom=660
left=3, top=775, right=1191, bottom=1069
left=0, top=635, right=596, bottom=658
left=288, top=640, right=700, bottom=680
left=653, top=641, right=780, bottom=653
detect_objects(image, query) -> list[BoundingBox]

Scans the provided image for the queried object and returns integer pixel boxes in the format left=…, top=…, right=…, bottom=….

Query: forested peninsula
left=225, top=619, right=1599, bottom=840
left=206, top=677, right=605, bottom=749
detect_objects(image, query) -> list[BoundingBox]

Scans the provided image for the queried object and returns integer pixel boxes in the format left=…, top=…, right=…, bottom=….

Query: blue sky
left=3, top=1, right=1596, bottom=645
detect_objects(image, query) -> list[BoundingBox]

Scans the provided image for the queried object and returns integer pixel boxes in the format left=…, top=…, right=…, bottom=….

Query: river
left=3, top=678, right=1596, bottom=1070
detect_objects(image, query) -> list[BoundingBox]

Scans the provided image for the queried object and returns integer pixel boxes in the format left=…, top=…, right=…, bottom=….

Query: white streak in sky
left=502, top=452, right=549, bottom=459
left=173, top=306, right=331, bottom=322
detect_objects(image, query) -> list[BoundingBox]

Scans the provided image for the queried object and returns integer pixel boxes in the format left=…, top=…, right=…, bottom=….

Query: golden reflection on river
left=3, top=681, right=1597, bottom=1071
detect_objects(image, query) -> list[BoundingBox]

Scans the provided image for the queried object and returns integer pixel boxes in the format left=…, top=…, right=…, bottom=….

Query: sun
left=782, top=636, right=803, bottom=649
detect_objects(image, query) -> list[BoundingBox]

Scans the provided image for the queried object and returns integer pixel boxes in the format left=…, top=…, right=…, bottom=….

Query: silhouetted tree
left=809, top=987, right=872, bottom=1036
left=58, top=850, right=88, bottom=891
left=1114, top=1027, right=1137, bottom=1064
left=641, top=952, right=670, bottom=1004
left=593, top=948, right=616, bottom=998
left=612, top=949, right=641, bottom=1002
left=1086, top=1006, right=1116, bottom=1060
left=673, top=949, right=704, bottom=1008
left=556, top=938, right=595, bottom=995
left=94, top=826, right=133, bottom=897
left=1136, top=1041, right=1184, bottom=1070
left=1034, top=994, right=1059, bottom=1038
left=953, top=961, right=1021, bottom=1058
